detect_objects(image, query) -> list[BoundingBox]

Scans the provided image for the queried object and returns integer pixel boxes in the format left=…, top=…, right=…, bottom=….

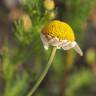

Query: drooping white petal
left=62, top=40, right=71, bottom=50
left=57, top=40, right=67, bottom=48
left=63, top=41, right=76, bottom=50
left=44, top=45, right=49, bottom=50
left=48, top=37, right=60, bottom=46
left=71, top=41, right=77, bottom=47
left=73, top=42, right=83, bottom=56
left=63, top=41, right=71, bottom=47
left=48, top=37, right=65, bottom=49
left=40, top=33, right=49, bottom=50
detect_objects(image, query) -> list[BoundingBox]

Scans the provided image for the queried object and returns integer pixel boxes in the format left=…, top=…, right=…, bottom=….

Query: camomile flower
left=27, top=20, right=83, bottom=96
left=40, top=20, right=83, bottom=56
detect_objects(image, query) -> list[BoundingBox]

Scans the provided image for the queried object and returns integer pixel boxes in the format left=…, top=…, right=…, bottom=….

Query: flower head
left=40, top=20, right=83, bottom=56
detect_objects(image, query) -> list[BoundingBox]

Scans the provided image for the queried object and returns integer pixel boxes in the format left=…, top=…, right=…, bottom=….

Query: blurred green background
left=0, top=0, right=96, bottom=96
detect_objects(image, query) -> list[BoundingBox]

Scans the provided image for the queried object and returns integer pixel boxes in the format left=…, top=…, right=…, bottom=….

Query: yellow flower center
left=42, top=20, right=75, bottom=41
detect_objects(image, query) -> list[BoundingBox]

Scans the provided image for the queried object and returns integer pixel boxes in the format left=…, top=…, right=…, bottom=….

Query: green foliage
left=65, top=69, right=94, bottom=96
left=61, top=0, right=95, bottom=42
left=14, top=20, right=33, bottom=45
left=4, top=72, right=29, bottom=96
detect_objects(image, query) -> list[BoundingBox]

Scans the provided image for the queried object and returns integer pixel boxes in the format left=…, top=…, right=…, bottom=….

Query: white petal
left=71, top=41, right=77, bottom=47
left=49, top=37, right=66, bottom=49
left=73, top=42, right=83, bottom=56
left=62, top=40, right=71, bottom=50
left=44, top=45, right=49, bottom=50
left=48, top=37, right=59, bottom=46
left=63, top=41, right=76, bottom=50
left=40, top=33, right=49, bottom=50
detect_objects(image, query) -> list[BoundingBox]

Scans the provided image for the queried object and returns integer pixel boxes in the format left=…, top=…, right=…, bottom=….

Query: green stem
left=27, top=47, right=57, bottom=96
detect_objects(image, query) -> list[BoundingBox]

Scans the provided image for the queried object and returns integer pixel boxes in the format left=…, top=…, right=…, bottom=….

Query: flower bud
left=20, top=14, right=32, bottom=31
left=43, top=0, right=55, bottom=11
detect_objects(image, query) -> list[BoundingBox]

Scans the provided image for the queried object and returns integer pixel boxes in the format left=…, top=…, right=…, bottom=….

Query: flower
left=40, top=20, right=83, bottom=56
left=43, top=0, right=55, bottom=11
left=20, top=14, right=32, bottom=31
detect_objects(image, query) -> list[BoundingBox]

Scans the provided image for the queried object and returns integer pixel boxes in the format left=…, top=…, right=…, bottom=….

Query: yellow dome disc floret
left=42, top=20, right=75, bottom=42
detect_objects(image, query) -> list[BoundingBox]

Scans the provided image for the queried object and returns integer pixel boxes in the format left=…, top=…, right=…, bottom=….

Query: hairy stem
left=27, top=47, right=57, bottom=96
